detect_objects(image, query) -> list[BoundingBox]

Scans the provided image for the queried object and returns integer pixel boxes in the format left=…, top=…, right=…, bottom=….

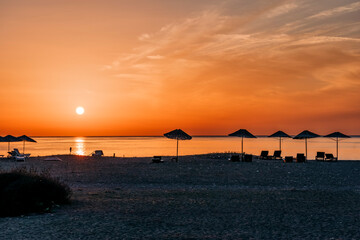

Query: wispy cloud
left=309, top=2, right=360, bottom=19
left=104, top=0, right=360, bottom=130
left=266, top=1, right=298, bottom=18
left=147, top=55, right=165, bottom=60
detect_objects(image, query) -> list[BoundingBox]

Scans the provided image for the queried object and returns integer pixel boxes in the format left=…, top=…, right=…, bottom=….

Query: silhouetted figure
left=69, top=147, right=72, bottom=155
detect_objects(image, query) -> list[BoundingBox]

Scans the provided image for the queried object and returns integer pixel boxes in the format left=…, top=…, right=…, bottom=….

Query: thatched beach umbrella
left=268, top=131, right=291, bottom=151
left=3, top=135, right=22, bottom=152
left=228, top=129, right=256, bottom=154
left=17, top=135, right=37, bottom=154
left=323, top=132, right=350, bottom=160
left=293, top=130, right=320, bottom=159
left=164, top=129, right=192, bottom=162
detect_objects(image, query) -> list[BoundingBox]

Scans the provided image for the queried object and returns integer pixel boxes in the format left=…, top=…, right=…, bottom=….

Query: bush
left=0, top=168, right=71, bottom=217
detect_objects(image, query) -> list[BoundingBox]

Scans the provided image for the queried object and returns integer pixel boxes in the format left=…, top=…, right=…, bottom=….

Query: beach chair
left=315, top=152, right=325, bottom=161
left=243, top=154, right=252, bottom=162
left=259, top=151, right=269, bottom=160
left=296, top=153, right=306, bottom=163
left=270, top=150, right=282, bottom=160
left=7, top=149, right=28, bottom=161
left=152, top=156, right=164, bottom=163
left=284, top=156, right=293, bottom=163
left=325, top=153, right=337, bottom=161
left=171, top=157, right=178, bottom=162
left=13, top=148, right=30, bottom=158
left=229, top=155, right=240, bottom=162
left=92, top=150, right=104, bottom=157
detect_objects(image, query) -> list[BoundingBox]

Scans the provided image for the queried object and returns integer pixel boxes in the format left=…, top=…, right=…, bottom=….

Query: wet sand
left=0, top=154, right=359, bottom=239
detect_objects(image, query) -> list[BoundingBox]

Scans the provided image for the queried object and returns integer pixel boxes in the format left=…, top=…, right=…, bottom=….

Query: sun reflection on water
left=75, top=138, right=85, bottom=155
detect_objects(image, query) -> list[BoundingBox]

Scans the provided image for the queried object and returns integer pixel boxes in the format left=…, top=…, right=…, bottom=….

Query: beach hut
left=228, top=129, right=256, bottom=155
left=164, top=129, right=192, bottom=162
left=268, top=131, right=291, bottom=151
left=293, top=130, right=320, bottom=159
left=2, top=135, right=22, bottom=152
left=323, top=132, right=350, bottom=160
left=17, top=135, right=37, bottom=154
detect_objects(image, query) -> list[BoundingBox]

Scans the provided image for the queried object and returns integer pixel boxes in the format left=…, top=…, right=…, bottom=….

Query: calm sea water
left=1, top=136, right=359, bottom=160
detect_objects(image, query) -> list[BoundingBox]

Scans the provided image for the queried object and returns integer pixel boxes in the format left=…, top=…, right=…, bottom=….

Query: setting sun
left=76, top=106, right=85, bottom=115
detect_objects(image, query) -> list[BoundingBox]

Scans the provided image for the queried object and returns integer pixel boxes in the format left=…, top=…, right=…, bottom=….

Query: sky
left=0, top=0, right=359, bottom=136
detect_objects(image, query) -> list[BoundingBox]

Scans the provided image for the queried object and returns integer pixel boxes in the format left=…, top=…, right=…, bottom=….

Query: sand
left=0, top=154, right=359, bottom=239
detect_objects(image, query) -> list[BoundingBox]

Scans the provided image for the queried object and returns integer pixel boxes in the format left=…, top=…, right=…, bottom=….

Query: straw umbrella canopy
left=17, top=135, right=37, bottom=154
left=164, top=129, right=192, bottom=162
left=293, top=130, right=320, bottom=159
left=228, top=129, right=256, bottom=154
left=323, top=132, right=350, bottom=160
left=268, top=131, right=291, bottom=151
left=2, top=135, right=22, bottom=152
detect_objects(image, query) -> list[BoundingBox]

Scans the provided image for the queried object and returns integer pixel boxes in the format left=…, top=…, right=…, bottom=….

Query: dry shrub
left=0, top=168, right=71, bottom=217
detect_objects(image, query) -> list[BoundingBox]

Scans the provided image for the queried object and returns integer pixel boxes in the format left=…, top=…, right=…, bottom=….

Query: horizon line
left=28, top=135, right=360, bottom=138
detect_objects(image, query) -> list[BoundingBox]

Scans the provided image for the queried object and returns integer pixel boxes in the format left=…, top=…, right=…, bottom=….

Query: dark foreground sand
left=0, top=154, right=359, bottom=240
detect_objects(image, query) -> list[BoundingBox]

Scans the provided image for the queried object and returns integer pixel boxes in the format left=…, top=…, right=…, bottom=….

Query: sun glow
left=76, top=106, right=85, bottom=115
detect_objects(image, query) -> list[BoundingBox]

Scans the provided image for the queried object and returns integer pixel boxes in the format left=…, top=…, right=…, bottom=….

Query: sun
left=76, top=106, right=85, bottom=115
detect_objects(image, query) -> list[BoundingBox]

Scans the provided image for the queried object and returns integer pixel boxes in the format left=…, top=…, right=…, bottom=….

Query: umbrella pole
left=8, top=142, right=10, bottom=152
left=176, top=138, right=179, bottom=162
left=279, top=137, right=282, bottom=151
left=305, top=138, right=308, bottom=159
left=336, top=137, right=338, bottom=160
left=241, top=136, right=244, bottom=161
left=23, top=140, right=25, bottom=154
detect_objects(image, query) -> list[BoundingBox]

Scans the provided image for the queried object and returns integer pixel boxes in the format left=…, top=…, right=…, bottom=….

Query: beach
left=0, top=155, right=359, bottom=239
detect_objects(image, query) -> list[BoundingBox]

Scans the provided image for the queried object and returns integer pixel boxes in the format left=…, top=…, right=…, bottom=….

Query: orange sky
left=0, top=0, right=359, bottom=136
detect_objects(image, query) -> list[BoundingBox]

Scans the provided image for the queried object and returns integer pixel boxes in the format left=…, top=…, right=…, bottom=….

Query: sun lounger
left=325, top=153, right=337, bottom=161
left=284, top=156, right=293, bottom=163
left=152, top=156, right=164, bottom=163
left=315, top=152, right=325, bottom=161
left=92, top=150, right=104, bottom=157
left=229, top=155, right=240, bottom=162
left=296, top=153, right=306, bottom=163
left=7, top=152, right=25, bottom=161
left=243, top=154, right=252, bottom=162
left=15, top=156, right=26, bottom=161
left=259, top=151, right=269, bottom=160
left=8, top=148, right=30, bottom=161
left=270, top=150, right=282, bottom=160
left=13, top=148, right=30, bottom=158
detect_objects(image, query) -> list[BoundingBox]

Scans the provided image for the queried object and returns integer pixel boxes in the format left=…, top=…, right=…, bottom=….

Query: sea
left=1, top=136, right=360, bottom=160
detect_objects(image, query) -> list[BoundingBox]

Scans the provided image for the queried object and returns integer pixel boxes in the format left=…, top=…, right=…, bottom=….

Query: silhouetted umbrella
left=293, top=130, right=320, bottom=159
left=164, top=129, right=192, bottom=162
left=268, top=131, right=291, bottom=151
left=323, top=132, right=350, bottom=160
left=2, top=135, right=22, bottom=152
left=17, top=135, right=37, bottom=154
left=228, top=129, right=256, bottom=154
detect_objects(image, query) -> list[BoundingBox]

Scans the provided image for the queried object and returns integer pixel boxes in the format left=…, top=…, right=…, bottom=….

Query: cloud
left=147, top=55, right=165, bottom=60
left=104, top=0, right=360, bottom=130
left=266, top=1, right=298, bottom=18
left=308, top=2, right=360, bottom=19
left=138, top=33, right=150, bottom=41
